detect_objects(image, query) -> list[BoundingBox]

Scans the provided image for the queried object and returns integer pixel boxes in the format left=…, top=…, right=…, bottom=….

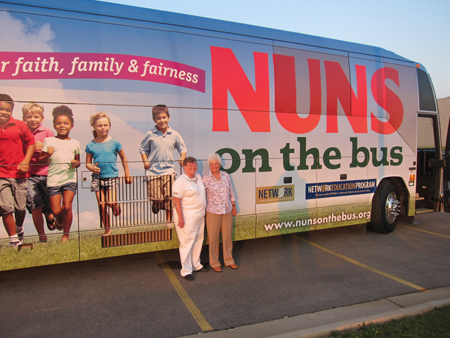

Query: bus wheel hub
left=386, top=193, right=401, bottom=223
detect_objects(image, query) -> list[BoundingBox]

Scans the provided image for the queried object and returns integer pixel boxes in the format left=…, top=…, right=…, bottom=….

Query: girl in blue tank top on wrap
left=85, top=112, right=133, bottom=236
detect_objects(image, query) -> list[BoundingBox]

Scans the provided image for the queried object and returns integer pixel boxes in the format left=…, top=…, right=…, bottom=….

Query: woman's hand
left=177, top=217, right=185, bottom=228
left=232, top=205, right=237, bottom=216
left=173, top=197, right=184, bottom=228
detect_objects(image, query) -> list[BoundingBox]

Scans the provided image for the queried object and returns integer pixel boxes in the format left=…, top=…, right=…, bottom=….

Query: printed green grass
left=0, top=234, right=80, bottom=270
left=0, top=225, right=179, bottom=271
left=328, top=305, right=450, bottom=337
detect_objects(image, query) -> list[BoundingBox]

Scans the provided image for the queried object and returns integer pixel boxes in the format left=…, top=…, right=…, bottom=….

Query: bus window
left=417, top=68, right=437, bottom=112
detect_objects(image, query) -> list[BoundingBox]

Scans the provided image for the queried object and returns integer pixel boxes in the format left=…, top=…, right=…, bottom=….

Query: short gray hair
left=207, top=153, right=222, bottom=166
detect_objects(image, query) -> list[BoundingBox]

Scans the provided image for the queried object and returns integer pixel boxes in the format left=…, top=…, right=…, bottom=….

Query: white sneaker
left=9, top=240, right=23, bottom=248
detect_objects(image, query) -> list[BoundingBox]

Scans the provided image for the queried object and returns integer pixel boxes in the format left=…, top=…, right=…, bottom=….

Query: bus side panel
left=0, top=2, right=420, bottom=270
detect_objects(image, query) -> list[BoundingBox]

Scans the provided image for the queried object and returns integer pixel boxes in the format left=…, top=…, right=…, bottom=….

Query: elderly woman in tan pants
left=202, top=153, right=238, bottom=272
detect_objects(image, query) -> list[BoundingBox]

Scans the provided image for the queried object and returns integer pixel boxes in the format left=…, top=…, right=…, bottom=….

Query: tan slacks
left=206, top=211, right=234, bottom=268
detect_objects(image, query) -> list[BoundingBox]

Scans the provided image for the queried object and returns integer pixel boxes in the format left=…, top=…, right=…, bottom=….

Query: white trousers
left=174, top=212, right=205, bottom=277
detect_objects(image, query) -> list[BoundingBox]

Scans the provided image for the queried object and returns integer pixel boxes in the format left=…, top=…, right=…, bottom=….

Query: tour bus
left=0, top=0, right=447, bottom=271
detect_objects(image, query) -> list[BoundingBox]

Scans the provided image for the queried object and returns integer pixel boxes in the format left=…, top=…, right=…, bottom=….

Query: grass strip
left=329, top=305, right=450, bottom=337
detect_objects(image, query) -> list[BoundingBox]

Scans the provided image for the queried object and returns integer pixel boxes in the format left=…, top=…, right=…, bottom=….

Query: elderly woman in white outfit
left=172, top=157, right=208, bottom=281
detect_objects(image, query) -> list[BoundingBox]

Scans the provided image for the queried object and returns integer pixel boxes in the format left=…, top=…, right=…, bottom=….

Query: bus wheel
left=371, top=181, right=401, bottom=233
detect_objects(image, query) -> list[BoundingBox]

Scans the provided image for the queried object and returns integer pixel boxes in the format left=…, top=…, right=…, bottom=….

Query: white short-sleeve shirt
left=172, top=173, right=206, bottom=221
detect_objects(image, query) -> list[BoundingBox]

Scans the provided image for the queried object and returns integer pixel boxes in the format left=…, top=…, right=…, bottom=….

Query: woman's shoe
left=195, top=267, right=209, bottom=272
left=183, top=274, right=194, bottom=281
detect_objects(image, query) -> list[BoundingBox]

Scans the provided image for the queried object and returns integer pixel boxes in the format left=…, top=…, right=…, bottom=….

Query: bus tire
left=371, top=181, right=401, bottom=233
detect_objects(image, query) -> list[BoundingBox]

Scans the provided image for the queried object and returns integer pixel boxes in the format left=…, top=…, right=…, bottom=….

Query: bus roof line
left=1, top=0, right=414, bottom=65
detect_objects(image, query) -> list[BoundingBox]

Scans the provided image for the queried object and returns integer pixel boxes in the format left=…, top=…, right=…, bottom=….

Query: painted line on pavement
left=400, top=225, right=450, bottom=239
left=154, top=252, right=213, bottom=332
left=297, top=237, right=427, bottom=292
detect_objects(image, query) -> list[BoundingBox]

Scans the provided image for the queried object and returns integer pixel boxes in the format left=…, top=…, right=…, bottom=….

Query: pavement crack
left=386, top=298, right=405, bottom=308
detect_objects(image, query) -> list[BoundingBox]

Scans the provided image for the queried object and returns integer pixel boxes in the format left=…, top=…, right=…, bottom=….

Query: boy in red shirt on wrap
left=0, top=94, right=35, bottom=247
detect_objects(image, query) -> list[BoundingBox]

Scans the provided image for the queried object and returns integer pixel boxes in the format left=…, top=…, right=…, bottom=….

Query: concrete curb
left=271, top=297, right=450, bottom=338
left=183, top=288, right=450, bottom=338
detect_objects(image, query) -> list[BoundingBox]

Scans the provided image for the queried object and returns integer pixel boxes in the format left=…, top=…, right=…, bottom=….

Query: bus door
left=416, top=114, right=442, bottom=213
left=442, top=117, right=450, bottom=212
left=415, top=66, right=442, bottom=213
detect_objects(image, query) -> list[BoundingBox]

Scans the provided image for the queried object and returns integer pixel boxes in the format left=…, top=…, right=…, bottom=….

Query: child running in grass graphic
left=0, top=94, right=35, bottom=247
left=85, top=112, right=132, bottom=236
left=40, top=105, right=80, bottom=242
left=22, top=103, right=55, bottom=243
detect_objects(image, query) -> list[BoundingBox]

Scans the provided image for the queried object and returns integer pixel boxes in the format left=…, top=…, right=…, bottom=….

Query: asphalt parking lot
left=1, top=212, right=449, bottom=338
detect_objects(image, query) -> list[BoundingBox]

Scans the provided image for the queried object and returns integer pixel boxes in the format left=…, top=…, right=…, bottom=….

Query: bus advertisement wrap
left=0, top=52, right=206, bottom=92
left=306, top=179, right=377, bottom=199
left=0, top=0, right=428, bottom=270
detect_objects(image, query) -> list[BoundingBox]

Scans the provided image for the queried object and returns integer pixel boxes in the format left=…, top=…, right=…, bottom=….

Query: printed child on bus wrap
left=139, top=104, right=187, bottom=228
left=85, top=112, right=133, bottom=236
left=0, top=94, right=35, bottom=247
left=40, top=105, right=80, bottom=242
left=22, top=103, right=56, bottom=243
